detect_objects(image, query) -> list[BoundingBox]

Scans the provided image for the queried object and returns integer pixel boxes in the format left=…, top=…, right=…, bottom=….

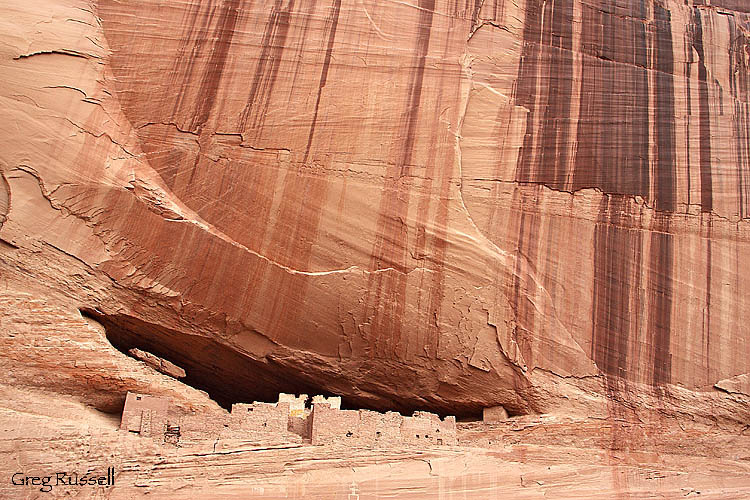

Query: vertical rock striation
left=1, top=0, right=749, bottom=421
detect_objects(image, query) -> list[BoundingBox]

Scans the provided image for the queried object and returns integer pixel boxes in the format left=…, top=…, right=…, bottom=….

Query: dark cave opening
left=80, top=308, right=328, bottom=411
left=80, top=308, right=490, bottom=419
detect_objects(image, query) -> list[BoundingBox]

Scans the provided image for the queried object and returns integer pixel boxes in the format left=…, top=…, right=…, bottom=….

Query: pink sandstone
left=1, top=0, right=750, bottom=497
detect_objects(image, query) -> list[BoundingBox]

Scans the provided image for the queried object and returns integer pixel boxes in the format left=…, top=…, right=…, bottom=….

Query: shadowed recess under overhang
left=79, top=308, right=490, bottom=419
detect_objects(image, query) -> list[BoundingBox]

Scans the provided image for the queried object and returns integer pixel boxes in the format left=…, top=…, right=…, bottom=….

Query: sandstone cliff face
left=3, top=1, right=750, bottom=497
left=1, top=0, right=749, bottom=424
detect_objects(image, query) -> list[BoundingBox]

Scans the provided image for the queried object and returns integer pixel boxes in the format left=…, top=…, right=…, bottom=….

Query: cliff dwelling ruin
left=86, top=307, right=495, bottom=420
left=120, top=392, right=459, bottom=448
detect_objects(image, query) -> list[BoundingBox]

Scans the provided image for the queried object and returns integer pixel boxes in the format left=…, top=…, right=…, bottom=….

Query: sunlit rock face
left=1, top=0, right=749, bottom=421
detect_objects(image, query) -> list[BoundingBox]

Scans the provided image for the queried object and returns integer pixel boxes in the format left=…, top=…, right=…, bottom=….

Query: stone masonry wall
left=310, top=403, right=456, bottom=447
left=310, top=404, right=363, bottom=445
left=120, top=393, right=170, bottom=442
left=121, top=393, right=457, bottom=448
left=401, top=411, right=457, bottom=446
left=230, top=401, right=295, bottom=443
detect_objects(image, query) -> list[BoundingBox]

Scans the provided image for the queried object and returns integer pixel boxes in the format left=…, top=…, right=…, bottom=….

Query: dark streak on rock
left=591, top=196, right=642, bottom=380
left=399, top=0, right=435, bottom=177
left=514, top=1, right=681, bottom=385
left=728, top=18, right=750, bottom=218
left=514, top=0, right=542, bottom=184
left=572, top=2, right=649, bottom=197
left=653, top=5, right=677, bottom=213
left=685, top=26, right=693, bottom=209
left=690, top=7, right=724, bottom=382
left=287, top=1, right=318, bottom=94
left=702, top=217, right=713, bottom=382
left=249, top=3, right=346, bottom=355
left=240, top=0, right=295, bottom=137
left=540, top=0, right=574, bottom=188
left=647, top=216, right=673, bottom=386
left=302, top=0, right=342, bottom=164
left=647, top=5, right=676, bottom=386
left=509, top=188, right=541, bottom=368
left=169, top=0, right=214, bottom=121
left=190, top=0, right=242, bottom=132
left=469, top=0, right=483, bottom=32
left=365, top=0, right=436, bottom=359
left=691, top=8, right=714, bottom=213
left=516, top=0, right=575, bottom=188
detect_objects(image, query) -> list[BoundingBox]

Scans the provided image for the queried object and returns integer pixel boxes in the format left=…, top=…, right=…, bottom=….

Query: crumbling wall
left=177, top=409, right=228, bottom=447
left=311, top=404, right=457, bottom=447
left=401, top=411, right=457, bottom=446
left=311, top=395, right=341, bottom=409
left=310, top=403, right=364, bottom=445
left=278, top=393, right=308, bottom=416
left=120, top=392, right=457, bottom=448
left=361, top=409, right=403, bottom=446
left=279, top=393, right=312, bottom=439
left=120, top=392, right=170, bottom=442
left=311, top=404, right=407, bottom=446
left=229, top=401, right=299, bottom=443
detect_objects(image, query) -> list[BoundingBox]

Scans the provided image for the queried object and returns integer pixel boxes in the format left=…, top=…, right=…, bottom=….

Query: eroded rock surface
left=1, top=0, right=750, bottom=496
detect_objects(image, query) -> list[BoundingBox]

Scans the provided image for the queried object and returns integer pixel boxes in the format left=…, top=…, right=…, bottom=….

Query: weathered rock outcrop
left=3, top=0, right=750, bottom=497
left=1, top=0, right=749, bottom=461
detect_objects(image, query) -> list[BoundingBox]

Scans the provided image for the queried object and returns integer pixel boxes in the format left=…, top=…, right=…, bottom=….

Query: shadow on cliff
left=80, top=308, right=331, bottom=411
left=79, top=308, right=482, bottom=419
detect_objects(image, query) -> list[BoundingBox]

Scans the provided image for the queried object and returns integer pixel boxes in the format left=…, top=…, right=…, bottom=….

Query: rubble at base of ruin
left=119, top=392, right=457, bottom=448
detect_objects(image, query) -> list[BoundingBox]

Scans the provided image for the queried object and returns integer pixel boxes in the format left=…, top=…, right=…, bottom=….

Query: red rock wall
left=1, top=0, right=749, bottom=420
